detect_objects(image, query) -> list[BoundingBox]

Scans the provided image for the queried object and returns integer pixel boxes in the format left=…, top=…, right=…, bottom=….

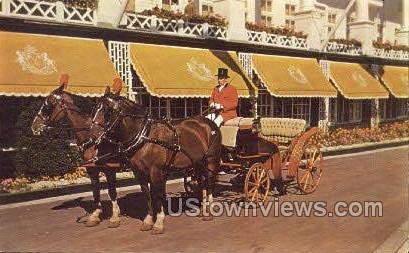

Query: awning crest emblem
left=186, top=57, right=213, bottom=82
left=16, top=45, right=57, bottom=75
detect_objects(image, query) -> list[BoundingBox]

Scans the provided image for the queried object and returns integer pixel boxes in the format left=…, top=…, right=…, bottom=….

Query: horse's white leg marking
left=151, top=206, right=165, bottom=234
left=110, top=200, right=120, bottom=221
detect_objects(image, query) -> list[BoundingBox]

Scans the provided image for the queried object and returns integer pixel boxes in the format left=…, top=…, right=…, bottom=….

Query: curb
left=373, top=220, right=408, bottom=253
left=0, top=141, right=408, bottom=205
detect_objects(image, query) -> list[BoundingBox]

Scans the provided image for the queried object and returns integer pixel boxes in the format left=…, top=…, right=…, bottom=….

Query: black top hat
left=215, top=68, right=230, bottom=79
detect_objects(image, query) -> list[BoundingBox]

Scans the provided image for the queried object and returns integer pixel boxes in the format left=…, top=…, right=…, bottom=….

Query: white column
left=395, top=0, right=409, bottom=45
left=300, top=0, right=315, bottom=11
left=246, top=0, right=256, bottom=23
left=402, top=0, right=409, bottom=29
left=213, top=0, right=247, bottom=41
left=348, top=0, right=375, bottom=54
left=294, top=0, right=322, bottom=50
left=355, top=0, right=369, bottom=21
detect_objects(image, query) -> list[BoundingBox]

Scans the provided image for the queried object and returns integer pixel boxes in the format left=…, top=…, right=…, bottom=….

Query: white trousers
left=206, top=113, right=223, bottom=127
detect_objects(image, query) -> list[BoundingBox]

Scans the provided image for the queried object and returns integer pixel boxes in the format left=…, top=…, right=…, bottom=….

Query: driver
left=206, top=68, right=238, bottom=127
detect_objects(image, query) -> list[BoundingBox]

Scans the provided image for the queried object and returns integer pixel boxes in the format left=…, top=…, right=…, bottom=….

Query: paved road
left=1, top=147, right=408, bottom=253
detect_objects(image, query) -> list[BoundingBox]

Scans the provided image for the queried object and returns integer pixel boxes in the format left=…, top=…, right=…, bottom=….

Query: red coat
left=209, top=84, right=238, bottom=122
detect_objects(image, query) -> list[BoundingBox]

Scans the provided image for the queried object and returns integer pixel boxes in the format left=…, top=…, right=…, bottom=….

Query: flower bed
left=309, top=120, right=409, bottom=147
left=0, top=167, right=134, bottom=194
left=245, top=22, right=307, bottom=39
left=373, top=41, right=409, bottom=52
left=45, top=0, right=97, bottom=10
left=328, top=38, right=362, bottom=47
left=138, top=7, right=227, bottom=27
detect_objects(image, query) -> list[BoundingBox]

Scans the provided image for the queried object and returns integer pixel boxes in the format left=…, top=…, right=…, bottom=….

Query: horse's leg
left=202, top=160, right=218, bottom=221
left=134, top=170, right=154, bottom=231
left=150, top=167, right=166, bottom=235
left=105, top=168, right=120, bottom=228
left=85, top=168, right=102, bottom=227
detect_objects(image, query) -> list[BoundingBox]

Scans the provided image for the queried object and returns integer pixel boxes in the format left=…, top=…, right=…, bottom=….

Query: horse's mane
left=63, top=91, right=96, bottom=116
left=115, top=95, right=147, bottom=116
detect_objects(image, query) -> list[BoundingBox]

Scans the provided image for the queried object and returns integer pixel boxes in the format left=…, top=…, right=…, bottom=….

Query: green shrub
left=11, top=99, right=81, bottom=179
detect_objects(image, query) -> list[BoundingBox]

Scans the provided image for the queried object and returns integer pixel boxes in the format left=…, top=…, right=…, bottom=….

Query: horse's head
left=31, top=85, right=69, bottom=135
left=92, top=87, right=148, bottom=141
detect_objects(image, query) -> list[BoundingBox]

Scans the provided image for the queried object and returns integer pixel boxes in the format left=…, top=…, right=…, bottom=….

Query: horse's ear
left=104, top=86, right=111, bottom=95
left=55, top=84, right=64, bottom=93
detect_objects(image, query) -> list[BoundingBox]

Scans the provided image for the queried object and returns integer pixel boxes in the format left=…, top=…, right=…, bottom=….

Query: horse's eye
left=42, top=104, right=54, bottom=116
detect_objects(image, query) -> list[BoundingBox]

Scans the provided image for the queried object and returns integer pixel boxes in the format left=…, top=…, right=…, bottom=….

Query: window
left=257, top=89, right=273, bottom=116
left=257, top=93, right=312, bottom=125
left=202, top=4, right=213, bottom=15
left=261, top=15, right=273, bottom=27
left=285, top=4, right=296, bottom=16
left=328, top=13, right=336, bottom=24
left=162, top=0, right=179, bottom=10
left=380, top=98, right=409, bottom=121
left=285, top=19, right=295, bottom=29
left=261, top=0, right=273, bottom=12
left=329, top=96, right=363, bottom=124
left=137, top=94, right=208, bottom=120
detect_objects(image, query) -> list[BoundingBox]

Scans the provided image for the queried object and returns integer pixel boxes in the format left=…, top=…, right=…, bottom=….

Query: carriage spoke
left=251, top=189, right=258, bottom=202
left=302, top=172, right=310, bottom=191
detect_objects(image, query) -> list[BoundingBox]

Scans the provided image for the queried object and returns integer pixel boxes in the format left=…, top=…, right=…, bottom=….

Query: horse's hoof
left=151, top=226, right=164, bottom=235
left=201, top=215, right=213, bottom=221
left=140, top=223, right=154, bottom=231
left=85, top=219, right=101, bottom=227
left=107, top=220, right=120, bottom=228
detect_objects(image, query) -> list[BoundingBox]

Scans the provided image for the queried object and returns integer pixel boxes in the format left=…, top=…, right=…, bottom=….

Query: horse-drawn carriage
left=185, top=116, right=323, bottom=205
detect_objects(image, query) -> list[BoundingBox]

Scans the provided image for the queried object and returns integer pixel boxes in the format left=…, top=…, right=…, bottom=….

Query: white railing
left=63, top=5, right=94, bottom=25
left=324, top=41, right=363, bottom=55
left=124, top=13, right=227, bottom=39
left=374, top=48, right=409, bottom=60
left=246, top=30, right=308, bottom=49
left=1, top=0, right=96, bottom=25
left=8, top=0, right=56, bottom=20
left=238, top=52, right=253, bottom=79
left=108, top=41, right=133, bottom=95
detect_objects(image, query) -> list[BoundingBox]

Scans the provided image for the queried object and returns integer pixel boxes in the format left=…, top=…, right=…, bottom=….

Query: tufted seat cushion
left=259, top=118, right=306, bottom=144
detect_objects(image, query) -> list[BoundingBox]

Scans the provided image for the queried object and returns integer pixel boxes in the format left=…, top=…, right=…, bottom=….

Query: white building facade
left=128, top=0, right=408, bottom=46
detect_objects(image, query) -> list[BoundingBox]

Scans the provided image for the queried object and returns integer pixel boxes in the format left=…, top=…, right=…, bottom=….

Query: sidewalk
left=373, top=220, right=408, bottom=253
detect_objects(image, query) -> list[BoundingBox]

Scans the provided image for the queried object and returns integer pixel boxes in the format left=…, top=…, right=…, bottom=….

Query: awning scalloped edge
left=253, top=67, right=337, bottom=98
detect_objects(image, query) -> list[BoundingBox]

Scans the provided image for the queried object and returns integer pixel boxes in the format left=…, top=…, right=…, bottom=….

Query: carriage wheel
left=297, top=144, right=323, bottom=194
left=244, top=163, right=270, bottom=205
left=184, top=168, right=200, bottom=197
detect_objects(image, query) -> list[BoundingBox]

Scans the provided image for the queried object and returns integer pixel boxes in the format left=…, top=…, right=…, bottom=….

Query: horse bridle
left=36, top=93, right=93, bottom=149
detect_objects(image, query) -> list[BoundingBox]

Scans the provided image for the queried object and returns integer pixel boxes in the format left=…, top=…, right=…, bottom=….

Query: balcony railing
left=324, top=41, right=363, bottom=55
left=0, top=0, right=408, bottom=61
left=247, top=30, right=308, bottom=49
left=124, top=13, right=227, bottom=39
left=374, top=48, right=409, bottom=60
left=1, top=0, right=95, bottom=25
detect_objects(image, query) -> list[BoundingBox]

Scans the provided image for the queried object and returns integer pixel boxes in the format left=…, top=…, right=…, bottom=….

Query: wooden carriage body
left=184, top=117, right=324, bottom=204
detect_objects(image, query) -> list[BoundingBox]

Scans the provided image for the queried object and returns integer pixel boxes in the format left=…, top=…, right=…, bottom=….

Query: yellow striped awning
left=252, top=54, right=337, bottom=97
left=0, top=31, right=120, bottom=97
left=329, top=62, right=389, bottom=99
left=130, top=43, right=256, bottom=98
left=379, top=65, right=408, bottom=98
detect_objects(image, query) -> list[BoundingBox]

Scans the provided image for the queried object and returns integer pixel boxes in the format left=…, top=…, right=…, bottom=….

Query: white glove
left=215, top=103, right=223, bottom=110
left=210, top=102, right=215, bottom=108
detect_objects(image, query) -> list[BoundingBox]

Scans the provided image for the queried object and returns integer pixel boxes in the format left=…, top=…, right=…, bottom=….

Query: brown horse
left=92, top=88, right=222, bottom=234
left=31, top=85, right=127, bottom=228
